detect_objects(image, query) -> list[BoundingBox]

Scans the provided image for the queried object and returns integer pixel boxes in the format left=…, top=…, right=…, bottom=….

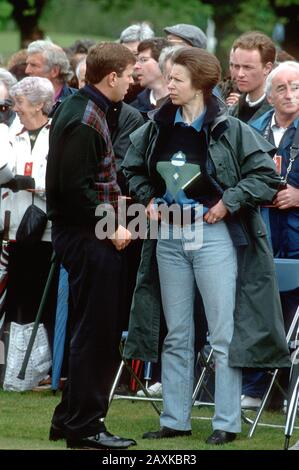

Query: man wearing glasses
left=130, top=38, right=170, bottom=120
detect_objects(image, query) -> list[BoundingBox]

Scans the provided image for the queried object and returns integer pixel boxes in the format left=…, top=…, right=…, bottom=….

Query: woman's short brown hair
left=86, top=42, right=135, bottom=84
left=172, top=47, right=221, bottom=99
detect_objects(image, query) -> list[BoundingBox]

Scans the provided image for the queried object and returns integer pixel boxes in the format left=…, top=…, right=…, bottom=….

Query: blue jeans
left=157, top=220, right=242, bottom=433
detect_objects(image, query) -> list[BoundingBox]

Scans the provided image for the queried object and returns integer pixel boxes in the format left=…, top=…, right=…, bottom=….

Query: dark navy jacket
left=251, top=110, right=299, bottom=258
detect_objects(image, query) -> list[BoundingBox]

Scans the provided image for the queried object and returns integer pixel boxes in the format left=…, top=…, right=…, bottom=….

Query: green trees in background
left=0, top=0, right=298, bottom=67
left=0, top=0, right=47, bottom=45
left=201, top=0, right=299, bottom=61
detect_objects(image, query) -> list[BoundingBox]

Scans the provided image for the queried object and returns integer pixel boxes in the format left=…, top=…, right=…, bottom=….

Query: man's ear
left=267, top=93, right=273, bottom=106
left=264, top=62, right=273, bottom=77
left=49, top=65, right=60, bottom=80
left=107, top=71, right=118, bottom=88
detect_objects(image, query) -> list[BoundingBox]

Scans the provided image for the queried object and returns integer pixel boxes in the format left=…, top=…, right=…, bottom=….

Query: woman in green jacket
left=122, top=47, right=289, bottom=445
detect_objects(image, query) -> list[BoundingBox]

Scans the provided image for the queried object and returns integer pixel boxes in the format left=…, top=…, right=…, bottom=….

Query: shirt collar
left=245, top=93, right=266, bottom=107
left=174, top=106, right=207, bottom=132
left=271, top=113, right=299, bottom=130
left=54, top=85, right=64, bottom=103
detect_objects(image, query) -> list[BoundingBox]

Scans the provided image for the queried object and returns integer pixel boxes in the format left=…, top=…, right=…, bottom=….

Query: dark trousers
left=51, top=226, right=124, bottom=438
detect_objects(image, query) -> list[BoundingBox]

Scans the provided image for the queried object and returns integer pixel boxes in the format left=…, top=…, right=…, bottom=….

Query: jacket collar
left=81, top=84, right=112, bottom=114
left=152, top=93, right=227, bottom=128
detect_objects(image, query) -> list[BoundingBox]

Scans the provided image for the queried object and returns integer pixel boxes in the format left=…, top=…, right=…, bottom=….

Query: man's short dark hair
left=86, top=42, right=136, bottom=84
left=137, top=38, right=170, bottom=62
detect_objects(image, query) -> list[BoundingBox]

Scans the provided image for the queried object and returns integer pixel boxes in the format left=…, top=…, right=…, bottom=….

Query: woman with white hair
left=1, top=76, right=56, bottom=340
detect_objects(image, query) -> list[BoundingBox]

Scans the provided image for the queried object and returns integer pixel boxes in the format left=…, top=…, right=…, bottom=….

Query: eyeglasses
left=0, top=100, right=12, bottom=113
left=136, top=56, right=153, bottom=64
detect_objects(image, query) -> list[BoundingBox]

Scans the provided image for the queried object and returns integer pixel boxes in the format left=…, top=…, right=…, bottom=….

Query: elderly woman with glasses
left=0, top=69, right=22, bottom=134
left=1, top=76, right=56, bottom=344
left=122, top=47, right=290, bottom=445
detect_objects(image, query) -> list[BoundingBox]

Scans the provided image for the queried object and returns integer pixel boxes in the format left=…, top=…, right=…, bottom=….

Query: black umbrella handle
left=2, top=210, right=11, bottom=242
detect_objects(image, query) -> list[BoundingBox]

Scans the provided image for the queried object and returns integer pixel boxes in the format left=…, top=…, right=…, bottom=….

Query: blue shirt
left=174, top=107, right=207, bottom=132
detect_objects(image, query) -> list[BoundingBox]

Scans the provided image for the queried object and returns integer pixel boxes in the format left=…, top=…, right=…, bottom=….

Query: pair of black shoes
left=142, top=426, right=236, bottom=446
left=49, top=424, right=136, bottom=449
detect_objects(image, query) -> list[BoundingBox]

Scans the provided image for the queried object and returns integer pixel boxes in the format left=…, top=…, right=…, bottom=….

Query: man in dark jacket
left=46, top=42, right=136, bottom=450
left=229, top=31, right=275, bottom=123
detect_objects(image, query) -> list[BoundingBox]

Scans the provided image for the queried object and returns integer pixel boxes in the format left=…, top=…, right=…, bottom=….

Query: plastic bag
left=3, top=322, right=52, bottom=391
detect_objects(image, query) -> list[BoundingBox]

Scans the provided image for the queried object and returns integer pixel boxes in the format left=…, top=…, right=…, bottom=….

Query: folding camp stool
left=246, top=258, right=299, bottom=437
left=192, top=345, right=215, bottom=407
left=108, top=331, right=161, bottom=416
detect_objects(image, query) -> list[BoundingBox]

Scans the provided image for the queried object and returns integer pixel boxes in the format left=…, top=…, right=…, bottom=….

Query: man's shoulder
left=52, top=91, right=108, bottom=137
left=81, top=99, right=109, bottom=138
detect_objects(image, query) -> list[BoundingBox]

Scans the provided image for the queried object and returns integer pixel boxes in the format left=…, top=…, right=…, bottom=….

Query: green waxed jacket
left=121, top=98, right=290, bottom=369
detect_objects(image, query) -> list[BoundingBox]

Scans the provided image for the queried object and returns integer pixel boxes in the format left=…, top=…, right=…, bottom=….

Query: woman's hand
left=273, top=184, right=299, bottom=209
left=204, top=199, right=228, bottom=224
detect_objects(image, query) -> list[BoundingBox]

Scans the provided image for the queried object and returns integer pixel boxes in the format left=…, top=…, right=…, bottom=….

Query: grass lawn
left=0, top=389, right=298, bottom=451
left=0, top=30, right=107, bottom=64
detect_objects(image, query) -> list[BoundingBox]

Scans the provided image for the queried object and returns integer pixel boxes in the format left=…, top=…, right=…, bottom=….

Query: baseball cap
left=164, top=24, right=207, bottom=49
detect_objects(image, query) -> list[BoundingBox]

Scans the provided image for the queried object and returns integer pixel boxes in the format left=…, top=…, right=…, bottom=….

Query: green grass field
left=0, top=389, right=298, bottom=450
left=0, top=30, right=107, bottom=64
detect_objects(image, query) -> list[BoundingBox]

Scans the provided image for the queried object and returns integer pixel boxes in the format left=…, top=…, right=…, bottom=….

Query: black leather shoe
left=142, top=426, right=191, bottom=439
left=67, top=431, right=137, bottom=449
left=205, top=430, right=236, bottom=445
left=49, top=424, right=66, bottom=441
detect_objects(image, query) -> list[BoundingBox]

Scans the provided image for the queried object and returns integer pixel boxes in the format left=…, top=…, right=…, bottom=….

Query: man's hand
left=110, top=225, right=132, bottom=251
left=146, top=198, right=160, bottom=221
left=273, top=184, right=299, bottom=209
left=226, top=92, right=241, bottom=107
left=204, top=199, right=228, bottom=224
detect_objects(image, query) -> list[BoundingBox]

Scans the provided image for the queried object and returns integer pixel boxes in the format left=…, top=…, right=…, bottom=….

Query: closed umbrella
left=51, top=265, right=69, bottom=391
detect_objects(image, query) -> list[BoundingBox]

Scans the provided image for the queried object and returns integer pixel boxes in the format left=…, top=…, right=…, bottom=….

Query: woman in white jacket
left=1, top=76, right=56, bottom=337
